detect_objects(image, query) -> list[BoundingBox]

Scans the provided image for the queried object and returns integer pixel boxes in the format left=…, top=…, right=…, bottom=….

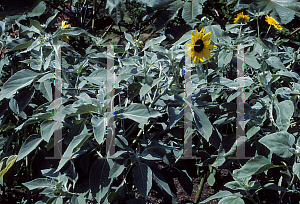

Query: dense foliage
left=0, top=0, right=300, bottom=203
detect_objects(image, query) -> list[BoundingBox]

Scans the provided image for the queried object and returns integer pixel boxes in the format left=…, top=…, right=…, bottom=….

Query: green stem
left=264, top=25, right=271, bottom=39
left=194, top=170, right=209, bottom=203
left=238, top=25, right=242, bottom=38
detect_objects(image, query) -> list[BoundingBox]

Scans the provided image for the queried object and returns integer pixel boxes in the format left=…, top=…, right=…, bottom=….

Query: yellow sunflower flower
left=234, top=12, right=250, bottom=24
left=186, top=28, right=216, bottom=66
left=61, top=20, right=70, bottom=28
left=61, top=21, right=70, bottom=42
left=265, top=15, right=282, bottom=30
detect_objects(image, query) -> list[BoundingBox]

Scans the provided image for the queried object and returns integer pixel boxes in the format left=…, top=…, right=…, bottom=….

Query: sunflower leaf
left=253, top=0, right=300, bottom=24
left=182, top=0, right=203, bottom=26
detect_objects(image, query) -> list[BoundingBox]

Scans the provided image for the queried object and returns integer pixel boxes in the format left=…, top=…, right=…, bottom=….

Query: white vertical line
left=229, top=44, right=252, bottom=159
left=183, top=45, right=193, bottom=159
left=46, top=37, right=63, bottom=159
left=106, top=44, right=116, bottom=158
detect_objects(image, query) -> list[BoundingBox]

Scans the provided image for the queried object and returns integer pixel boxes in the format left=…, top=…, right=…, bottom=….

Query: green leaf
left=27, top=1, right=46, bottom=17
left=119, top=103, right=162, bottom=128
left=132, top=163, right=152, bottom=199
left=108, top=160, right=125, bottom=179
left=53, top=27, right=95, bottom=39
left=124, top=32, right=135, bottom=45
left=55, top=133, right=91, bottom=173
left=139, top=0, right=177, bottom=10
left=5, top=38, right=34, bottom=52
left=203, top=25, right=230, bottom=43
left=266, top=56, right=287, bottom=71
left=9, top=98, right=19, bottom=115
left=38, top=80, right=53, bottom=102
left=0, top=69, right=40, bottom=101
left=246, top=126, right=260, bottom=139
left=182, top=0, right=202, bottom=26
left=259, top=131, right=294, bottom=158
left=106, top=0, right=124, bottom=25
left=143, top=36, right=166, bottom=51
left=89, top=159, right=113, bottom=203
left=245, top=53, right=260, bottom=69
left=155, top=0, right=184, bottom=31
left=224, top=181, right=245, bottom=191
left=273, top=100, right=294, bottom=131
left=192, top=105, right=213, bottom=142
left=219, top=194, right=245, bottom=204
left=218, top=49, right=233, bottom=67
left=91, top=116, right=106, bottom=145
left=29, top=19, right=42, bottom=32
left=71, top=195, right=86, bottom=204
left=263, top=183, right=288, bottom=192
left=152, top=170, right=173, bottom=197
left=199, top=190, right=232, bottom=203
left=16, top=134, right=43, bottom=162
left=168, top=107, right=184, bottom=129
left=22, top=178, right=56, bottom=190
left=0, top=155, right=18, bottom=179
left=254, top=0, right=300, bottom=24
left=233, top=155, right=274, bottom=178
left=293, top=163, right=300, bottom=180
left=140, top=76, right=164, bottom=96
left=40, top=120, right=61, bottom=142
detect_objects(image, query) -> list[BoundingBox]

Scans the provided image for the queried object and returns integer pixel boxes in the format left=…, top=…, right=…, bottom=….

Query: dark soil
left=0, top=169, right=232, bottom=204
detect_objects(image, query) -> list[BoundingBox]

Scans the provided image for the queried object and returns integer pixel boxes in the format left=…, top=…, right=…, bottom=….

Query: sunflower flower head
left=234, top=12, right=250, bottom=24
left=265, top=15, right=282, bottom=30
left=61, top=36, right=70, bottom=43
left=61, top=20, right=70, bottom=28
left=186, top=28, right=217, bottom=66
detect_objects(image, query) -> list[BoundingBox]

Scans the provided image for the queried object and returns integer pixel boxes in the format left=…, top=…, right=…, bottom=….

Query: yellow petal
left=202, top=32, right=212, bottom=42
left=205, top=44, right=216, bottom=49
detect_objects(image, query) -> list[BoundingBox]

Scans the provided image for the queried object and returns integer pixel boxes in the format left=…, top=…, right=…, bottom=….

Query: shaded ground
left=0, top=169, right=231, bottom=203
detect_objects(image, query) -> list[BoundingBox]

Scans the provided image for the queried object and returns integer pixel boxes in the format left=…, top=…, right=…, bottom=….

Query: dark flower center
left=194, top=39, right=204, bottom=52
left=238, top=18, right=245, bottom=24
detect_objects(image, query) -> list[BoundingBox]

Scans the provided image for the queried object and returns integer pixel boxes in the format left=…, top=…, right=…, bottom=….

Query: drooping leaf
left=155, top=0, right=184, bottom=32
left=192, top=105, right=213, bottom=142
left=0, top=155, right=18, bottom=179
left=132, top=163, right=152, bottom=199
left=177, top=169, right=193, bottom=196
left=89, top=159, right=113, bottom=203
left=55, top=133, right=91, bottom=173
left=0, top=69, right=40, bottom=101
